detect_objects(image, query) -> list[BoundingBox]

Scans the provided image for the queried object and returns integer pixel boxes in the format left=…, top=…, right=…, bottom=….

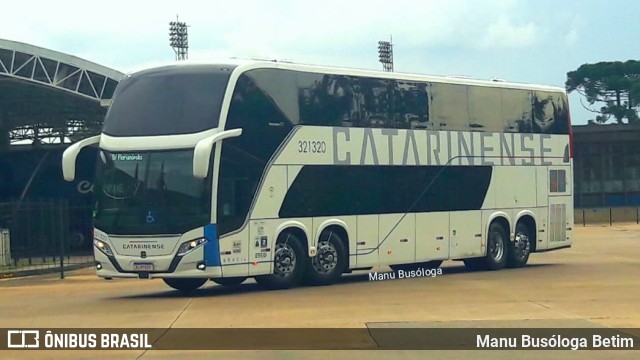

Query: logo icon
left=7, top=330, right=39, bottom=348
left=146, top=211, right=156, bottom=224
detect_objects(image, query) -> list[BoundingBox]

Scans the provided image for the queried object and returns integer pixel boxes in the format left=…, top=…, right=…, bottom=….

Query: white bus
left=62, top=59, right=573, bottom=292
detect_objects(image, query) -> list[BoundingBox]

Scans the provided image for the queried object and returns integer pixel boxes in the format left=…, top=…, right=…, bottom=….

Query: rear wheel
left=483, top=222, right=508, bottom=270
left=163, top=278, right=207, bottom=293
left=211, top=277, right=247, bottom=287
left=255, top=232, right=306, bottom=290
left=464, top=222, right=508, bottom=271
left=305, top=230, right=348, bottom=286
left=507, top=222, right=532, bottom=268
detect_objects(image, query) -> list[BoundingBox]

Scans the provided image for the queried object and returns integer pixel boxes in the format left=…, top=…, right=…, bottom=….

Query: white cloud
left=479, top=17, right=540, bottom=49
left=563, top=15, right=585, bottom=45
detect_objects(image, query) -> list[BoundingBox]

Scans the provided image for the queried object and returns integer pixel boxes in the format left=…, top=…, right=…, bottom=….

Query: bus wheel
left=211, top=277, right=247, bottom=287
left=507, top=222, right=532, bottom=268
left=305, top=231, right=347, bottom=286
left=483, top=222, right=508, bottom=270
left=255, top=233, right=306, bottom=290
left=163, top=278, right=207, bottom=293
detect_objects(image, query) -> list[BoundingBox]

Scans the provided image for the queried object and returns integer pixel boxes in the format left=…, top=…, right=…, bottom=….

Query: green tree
left=565, top=60, right=640, bottom=125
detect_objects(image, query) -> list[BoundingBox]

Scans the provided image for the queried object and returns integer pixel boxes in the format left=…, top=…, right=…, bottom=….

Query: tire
left=390, top=260, right=443, bottom=272
left=507, top=222, right=532, bottom=268
left=163, top=278, right=207, bottom=293
left=255, top=232, right=307, bottom=290
left=483, top=222, right=508, bottom=270
left=211, top=277, right=247, bottom=287
left=305, top=230, right=348, bottom=286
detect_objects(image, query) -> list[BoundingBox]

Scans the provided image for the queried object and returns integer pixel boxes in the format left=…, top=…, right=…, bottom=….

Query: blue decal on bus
left=204, top=224, right=221, bottom=266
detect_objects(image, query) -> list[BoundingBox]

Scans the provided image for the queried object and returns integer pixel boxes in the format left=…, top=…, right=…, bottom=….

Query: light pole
left=378, top=36, right=394, bottom=72
left=169, top=16, right=189, bottom=61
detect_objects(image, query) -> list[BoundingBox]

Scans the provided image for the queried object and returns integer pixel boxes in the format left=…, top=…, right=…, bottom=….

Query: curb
left=0, top=263, right=93, bottom=279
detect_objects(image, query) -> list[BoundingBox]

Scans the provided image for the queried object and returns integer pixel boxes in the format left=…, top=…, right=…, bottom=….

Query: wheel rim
left=489, top=231, right=504, bottom=261
left=514, top=231, right=531, bottom=260
left=312, top=241, right=338, bottom=274
left=274, top=243, right=297, bottom=276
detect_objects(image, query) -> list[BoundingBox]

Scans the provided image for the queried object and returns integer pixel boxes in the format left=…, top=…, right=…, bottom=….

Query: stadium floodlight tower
left=378, top=36, right=394, bottom=72
left=169, top=16, right=189, bottom=61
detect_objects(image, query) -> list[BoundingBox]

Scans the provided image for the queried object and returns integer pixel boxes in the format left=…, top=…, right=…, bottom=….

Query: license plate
left=133, top=263, right=154, bottom=271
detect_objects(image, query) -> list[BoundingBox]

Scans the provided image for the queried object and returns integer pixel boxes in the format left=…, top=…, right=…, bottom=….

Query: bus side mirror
left=193, top=129, right=243, bottom=179
left=62, top=135, right=101, bottom=181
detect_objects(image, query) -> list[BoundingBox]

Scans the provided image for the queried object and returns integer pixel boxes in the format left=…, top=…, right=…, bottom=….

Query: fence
left=0, top=199, right=94, bottom=278
left=575, top=207, right=640, bottom=226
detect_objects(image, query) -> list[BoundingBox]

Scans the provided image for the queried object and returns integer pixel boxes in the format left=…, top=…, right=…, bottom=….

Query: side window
left=399, top=81, right=429, bottom=129
left=501, top=89, right=532, bottom=133
left=550, top=169, right=567, bottom=193
left=217, top=72, right=293, bottom=236
left=532, top=92, right=570, bottom=135
left=227, top=72, right=292, bottom=161
left=279, top=165, right=492, bottom=217
left=217, top=142, right=263, bottom=236
left=297, top=73, right=350, bottom=126
left=467, top=86, right=500, bottom=132
left=431, top=83, right=469, bottom=131
left=297, top=72, right=429, bottom=129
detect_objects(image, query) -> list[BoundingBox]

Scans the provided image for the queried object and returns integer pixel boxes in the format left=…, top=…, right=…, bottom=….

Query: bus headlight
left=177, top=238, right=208, bottom=257
left=94, top=239, right=113, bottom=256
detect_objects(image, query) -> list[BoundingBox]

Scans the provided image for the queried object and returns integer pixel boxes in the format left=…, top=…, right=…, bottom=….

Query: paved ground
left=1, top=224, right=639, bottom=359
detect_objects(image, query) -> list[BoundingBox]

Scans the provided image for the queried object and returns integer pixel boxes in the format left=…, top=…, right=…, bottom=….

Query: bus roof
left=130, top=58, right=566, bottom=94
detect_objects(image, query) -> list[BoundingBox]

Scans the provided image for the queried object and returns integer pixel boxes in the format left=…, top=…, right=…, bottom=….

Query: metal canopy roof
left=0, top=39, right=124, bottom=147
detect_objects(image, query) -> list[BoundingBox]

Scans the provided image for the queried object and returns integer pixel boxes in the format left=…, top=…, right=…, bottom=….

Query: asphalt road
left=1, top=224, right=639, bottom=359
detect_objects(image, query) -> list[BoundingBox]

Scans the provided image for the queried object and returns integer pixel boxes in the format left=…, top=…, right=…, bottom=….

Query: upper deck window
left=103, top=65, right=233, bottom=137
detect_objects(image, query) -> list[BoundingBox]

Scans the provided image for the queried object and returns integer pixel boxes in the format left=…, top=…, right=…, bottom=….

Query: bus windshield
left=93, top=150, right=211, bottom=235
left=102, top=66, right=233, bottom=137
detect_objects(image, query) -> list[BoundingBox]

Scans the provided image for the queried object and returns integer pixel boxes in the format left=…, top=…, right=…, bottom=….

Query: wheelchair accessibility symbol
left=146, top=211, right=156, bottom=224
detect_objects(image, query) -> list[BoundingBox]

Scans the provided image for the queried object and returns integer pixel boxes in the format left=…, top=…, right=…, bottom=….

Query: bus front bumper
left=93, top=246, right=222, bottom=279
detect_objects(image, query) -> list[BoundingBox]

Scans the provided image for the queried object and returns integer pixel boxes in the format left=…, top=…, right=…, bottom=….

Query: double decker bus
left=62, top=59, right=573, bottom=292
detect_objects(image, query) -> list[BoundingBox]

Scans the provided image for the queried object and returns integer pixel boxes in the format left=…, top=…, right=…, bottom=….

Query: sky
left=3, top=0, right=640, bottom=125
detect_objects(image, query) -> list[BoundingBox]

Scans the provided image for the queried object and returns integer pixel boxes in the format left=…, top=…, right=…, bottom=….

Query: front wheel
left=211, top=277, right=247, bottom=287
left=163, top=278, right=207, bottom=293
left=255, top=233, right=306, bottom=290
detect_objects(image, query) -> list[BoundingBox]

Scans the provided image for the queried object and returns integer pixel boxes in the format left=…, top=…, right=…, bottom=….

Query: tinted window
left=501, top=89, right=533, bottom=133
left=467, top=86, right=502, bottom=132
left=225, top=73, right=293, bottom=162
left=297, top=73, right=429, bottom=129
left=532, top=91, right=570, bottom=134
left=280, top=165, right=492, bottom=217
left=103, top=65, right=233, bottom=136
left=94, top=150, right=211, bottom=235
left=431, top=83, right=469, bottom=131
left=216, top=144, right=264, bottom=236
left=232, top=68, right=568, bottom=134
left=217, top=72, right=293, bottom=235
